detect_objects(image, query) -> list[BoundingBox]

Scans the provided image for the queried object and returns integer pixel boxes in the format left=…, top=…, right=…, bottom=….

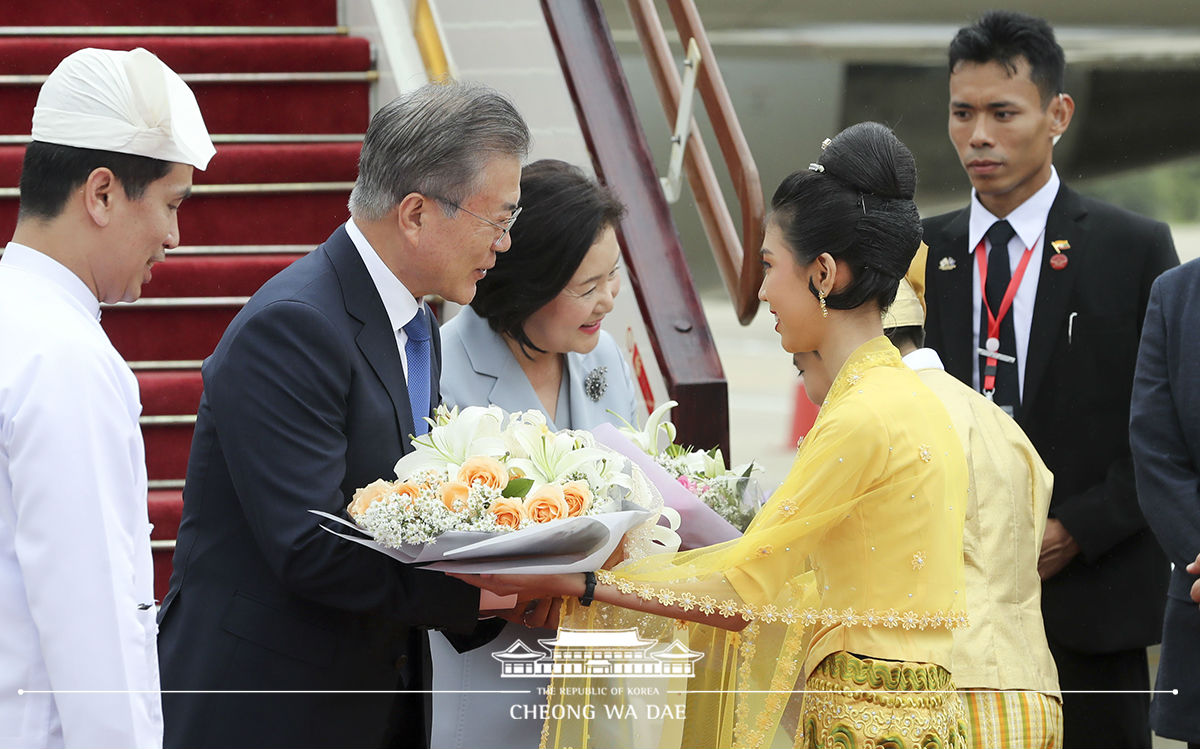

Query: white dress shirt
left=968, top=167, right=1060, bottom=397
left=345, top=218, right=420, bottom=378
left=0, top=242, right=161, bottom=748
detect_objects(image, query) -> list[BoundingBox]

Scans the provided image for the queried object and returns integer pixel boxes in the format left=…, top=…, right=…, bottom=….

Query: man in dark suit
left=1131, top=258, right=1200, bottom=749
left=157, top=81, right=529, bottom=749
left=922, top=11, right=1177, bottom=748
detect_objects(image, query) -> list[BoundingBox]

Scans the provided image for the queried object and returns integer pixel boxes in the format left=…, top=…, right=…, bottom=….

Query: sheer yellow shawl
left=541, top=337, right=967, bottom=748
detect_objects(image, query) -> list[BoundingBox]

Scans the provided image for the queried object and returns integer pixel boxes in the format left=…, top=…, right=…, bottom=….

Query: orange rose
left=489, top=497, right=527, bottom=529
left=392, top=481, right=421, bottom=509
left=524, top=484, right=569, bottom=524
left=439, top=481, right=470, bottom=513
left=349, top=479, right=394, bottom=519
left=561, top=481, right=593, bottom=517
left=457, top=456, right=509, bottom=490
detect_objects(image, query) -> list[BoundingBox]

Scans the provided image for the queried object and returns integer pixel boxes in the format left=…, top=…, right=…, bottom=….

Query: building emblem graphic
left=492, top=627, right=703, bottom=678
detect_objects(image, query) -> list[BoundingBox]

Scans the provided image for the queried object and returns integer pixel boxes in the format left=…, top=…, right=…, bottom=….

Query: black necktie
left=980, top=219, right=1020, bottom=415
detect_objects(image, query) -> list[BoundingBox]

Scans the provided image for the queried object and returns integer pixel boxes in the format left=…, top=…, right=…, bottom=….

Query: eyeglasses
left=432, top=196, right=522, bottom=248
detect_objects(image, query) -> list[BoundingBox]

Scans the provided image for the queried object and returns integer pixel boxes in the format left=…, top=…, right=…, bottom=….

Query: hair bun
left=819, top=122, right=916, bottom=201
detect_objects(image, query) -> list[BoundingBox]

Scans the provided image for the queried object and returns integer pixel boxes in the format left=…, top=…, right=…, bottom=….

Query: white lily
left=507, top=427, right=612, bottom=486
left=615, top=400, right=678, bottom=456
left=394, top=404, right=507, bottom=477
left=502, top=409, right=550, bottom=459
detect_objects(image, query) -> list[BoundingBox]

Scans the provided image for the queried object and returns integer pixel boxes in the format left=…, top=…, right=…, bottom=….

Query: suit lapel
left=1022, top=185, right=1087, bottom=417
left=456, top=308, right=544, bottom=420
left=324, top=227, right=415, bottom=441
left=929, top=207, right=975, bottom=383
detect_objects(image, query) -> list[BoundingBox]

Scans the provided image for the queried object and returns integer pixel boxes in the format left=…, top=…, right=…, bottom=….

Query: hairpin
left=820, top=137, right=832, bottom=151
left=808, top=163, right=825, bottom=173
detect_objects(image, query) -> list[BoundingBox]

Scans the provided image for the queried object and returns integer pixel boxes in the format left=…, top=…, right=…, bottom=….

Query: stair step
left=140, top=253, right=303, bottom=298
left=0, top=190, right=350, bottom=246
left=0, top=26, right=346, bottom=37
left=0, top=78, right=369, bottom=135
left=0, top=143, right=360, bottom=187
left=143, top=420, right=194, bottom=481
left=103, top=304, right=241, bottom=362
left=169, top=245, right=313, bottom=255
left=149, top=488, right=183, bottom=603
left=8, top=1, right=338, bottom=28
left=0, top=35, right=370, bottom=75
left=137, top=370, right=204, bottom=416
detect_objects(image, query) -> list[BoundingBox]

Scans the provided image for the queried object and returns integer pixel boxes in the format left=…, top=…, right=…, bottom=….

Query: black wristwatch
left=579, top=571, right=597, bottom=607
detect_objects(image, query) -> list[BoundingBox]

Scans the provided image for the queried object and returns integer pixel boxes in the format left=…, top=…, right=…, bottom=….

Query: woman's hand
left=447, top=572, right=586, bottom=600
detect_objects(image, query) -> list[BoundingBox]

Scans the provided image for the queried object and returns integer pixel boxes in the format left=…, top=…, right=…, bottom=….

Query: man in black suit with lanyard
left=922, top=11, right=1177, bottom=748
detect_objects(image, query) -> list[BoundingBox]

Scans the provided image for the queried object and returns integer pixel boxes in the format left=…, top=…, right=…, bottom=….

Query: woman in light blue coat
left=430, top=160, right=637, bottom=748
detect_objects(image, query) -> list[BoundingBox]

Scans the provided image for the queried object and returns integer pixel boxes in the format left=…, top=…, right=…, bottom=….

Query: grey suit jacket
left=438, top=305, right=638, bottom=430
left=1131, top=258, right=1200, bottom=741
left=430, top=305, right=639, bottom=749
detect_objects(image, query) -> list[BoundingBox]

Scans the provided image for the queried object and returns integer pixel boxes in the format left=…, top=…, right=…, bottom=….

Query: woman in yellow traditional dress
left=454, top=122, right=971, bottom=749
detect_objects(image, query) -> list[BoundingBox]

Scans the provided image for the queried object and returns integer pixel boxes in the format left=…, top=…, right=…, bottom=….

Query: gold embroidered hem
left=798, top=651, right=969, bottom=749
left=598, top=570, right=969, bottom=630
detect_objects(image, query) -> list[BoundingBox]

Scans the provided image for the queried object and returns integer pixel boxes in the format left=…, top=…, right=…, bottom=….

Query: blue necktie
left=403, top=307, right=431, bottom=436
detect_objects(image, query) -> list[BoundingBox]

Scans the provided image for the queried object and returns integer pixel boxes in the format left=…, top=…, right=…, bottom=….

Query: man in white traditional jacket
left=0, top=48, right=212, bottom=749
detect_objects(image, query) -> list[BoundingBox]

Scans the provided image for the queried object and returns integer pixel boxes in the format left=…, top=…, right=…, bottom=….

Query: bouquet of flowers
left=313, top=405, right=665, bottom=574
left=617, top=401, right=764, bottom=532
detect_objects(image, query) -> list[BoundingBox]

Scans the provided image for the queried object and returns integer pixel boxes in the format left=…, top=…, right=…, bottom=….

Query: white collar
left=1, top=241, right=102, bottom=321
left=901, top=347, right=945, bottom=371
left=968, top=166, right=1060, bottom=253
left=345, top=218, right=419, bottom=331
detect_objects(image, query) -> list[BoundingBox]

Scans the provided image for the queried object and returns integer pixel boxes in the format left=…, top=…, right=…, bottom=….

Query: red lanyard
left=975, top=231, right=1039, bottom=394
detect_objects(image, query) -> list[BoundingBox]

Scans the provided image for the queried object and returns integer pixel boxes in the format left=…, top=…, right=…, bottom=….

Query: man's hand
left=1187, top=552, right=1200, bottom=606
left=1039, top=518, right=1081, bottom=580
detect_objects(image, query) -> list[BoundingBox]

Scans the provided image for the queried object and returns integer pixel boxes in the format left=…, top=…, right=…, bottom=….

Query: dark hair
left=470, top=159, right=625, bottom=356
left=884, top=325, right=926, bottom=351
left=948, top=10, right=1065, bottom=105
left=770, top=121, right=922, bottom=312
left=18, top=141, right=172, bottom=221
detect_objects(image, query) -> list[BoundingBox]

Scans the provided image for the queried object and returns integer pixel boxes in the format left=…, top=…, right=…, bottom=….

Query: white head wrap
left=31, top=47, right=215, bottom=170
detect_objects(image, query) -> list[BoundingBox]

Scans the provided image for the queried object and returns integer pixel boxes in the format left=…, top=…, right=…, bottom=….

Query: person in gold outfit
left=453, top=122, right=971, bottom=749
left=884, top=260, right=1063, bottom=749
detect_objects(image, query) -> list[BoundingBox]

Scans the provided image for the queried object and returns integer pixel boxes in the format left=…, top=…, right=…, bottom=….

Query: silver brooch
left=583, top=366, right=608, bottom=402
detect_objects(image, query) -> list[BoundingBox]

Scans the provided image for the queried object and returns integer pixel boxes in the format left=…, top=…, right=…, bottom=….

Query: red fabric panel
left=8, top=0, right=338, bottom=27
left=141, top=255, right=304, bottom=298
left=137, top=370, right=204, bottom=416
left=142, top=423, right=194, bottom=480
left=0, top=81, right=370, bottom=134
left=102, top=305, right=240, bottom=361
left=0, top=36, right=370, bottom=75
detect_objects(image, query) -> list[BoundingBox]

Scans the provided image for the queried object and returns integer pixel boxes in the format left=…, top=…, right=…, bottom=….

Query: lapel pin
left=1050, top=239, right=1069, bottom=270
left=937, top=256, right=957, bottom=271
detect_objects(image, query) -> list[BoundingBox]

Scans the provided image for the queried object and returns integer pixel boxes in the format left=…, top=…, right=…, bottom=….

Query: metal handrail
left=625, top=0, right=764, bottom=325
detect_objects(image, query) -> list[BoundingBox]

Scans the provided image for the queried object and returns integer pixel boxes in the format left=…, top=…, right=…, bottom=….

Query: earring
left=819, top=290, right=829, bottom=318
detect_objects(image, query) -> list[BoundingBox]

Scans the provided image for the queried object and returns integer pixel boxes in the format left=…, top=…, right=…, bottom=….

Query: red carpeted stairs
left=0, top=1, right=372, bottom=601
